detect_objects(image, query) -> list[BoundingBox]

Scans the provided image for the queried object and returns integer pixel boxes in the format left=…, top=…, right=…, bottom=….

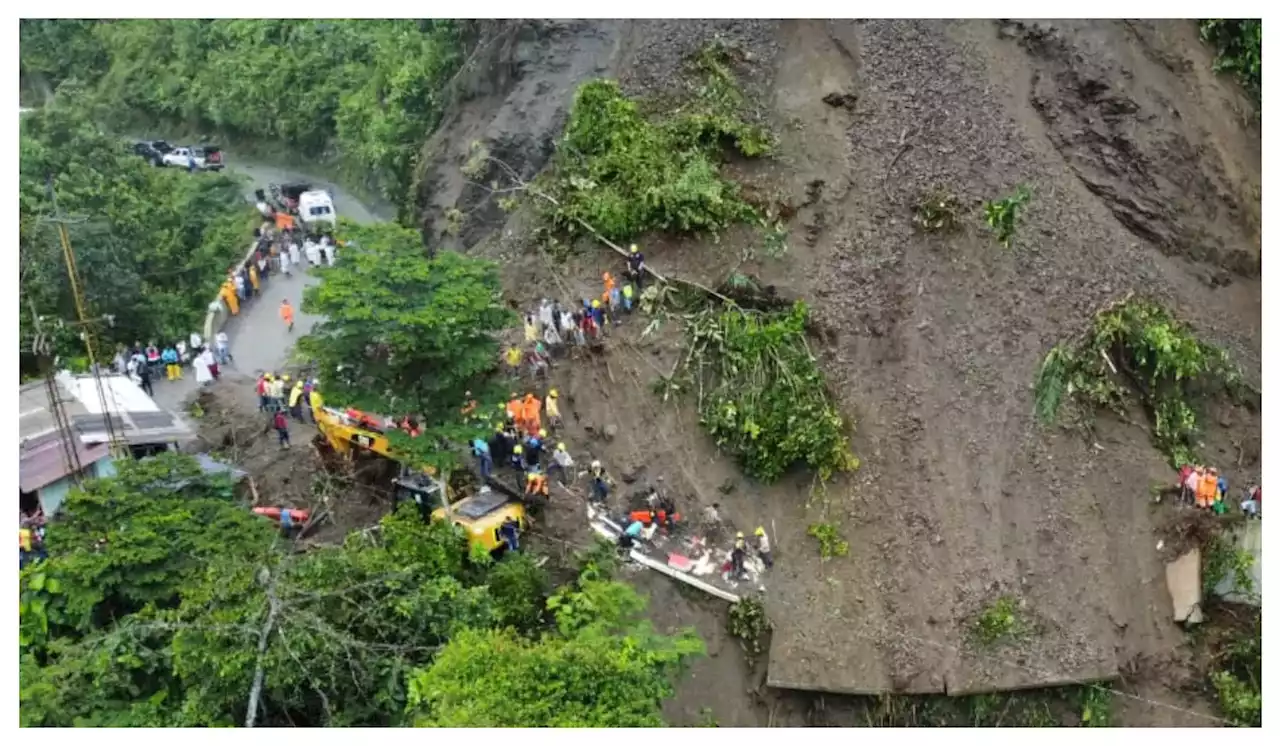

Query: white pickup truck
left=161, top=145, right=225, bottom=171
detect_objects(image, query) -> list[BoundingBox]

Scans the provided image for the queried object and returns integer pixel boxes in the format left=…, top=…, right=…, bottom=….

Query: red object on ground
left=253, top=507, right=310, bottom=523
left=667, top=553, right=693, bottom=572
left=629, top=509, right=681, bottom=525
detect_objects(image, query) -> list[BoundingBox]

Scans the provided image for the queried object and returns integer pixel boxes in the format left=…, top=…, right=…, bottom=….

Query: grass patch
left=1199, top=20, right=1261, bottom=105
left=807, top=521, right=850, bottom=560
left=971, top=595, right=1026, bottom=646
left=1033, top=296, right=1246, bottom=467
left=663, top=302, right=857, bottom=483
left=913, top=189, right=963, bottom=234
left=982, top=185, right=1031, bottom=248
left=542, top=43, right=773, bottom=244
left=726, top=594, right=771, bottom=668
left=853, top=684, right=1112, bottom=727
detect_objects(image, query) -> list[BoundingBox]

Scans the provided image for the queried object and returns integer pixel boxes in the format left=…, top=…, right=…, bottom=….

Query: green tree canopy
left=298, top=220, right=514, bottom=463
left=19, top=19, right=461, bottom=213
left=19, top=86, right=253, bottom=374
left=21, top=455, right=695, bottom=727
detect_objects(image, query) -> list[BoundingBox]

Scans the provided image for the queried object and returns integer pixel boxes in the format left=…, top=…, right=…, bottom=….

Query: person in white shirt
left=190, top=331, right=203, bottom=351
left=280, top=246, right=292, bottom=276
left=304, top=238, right=320, bottom=266
left=548, top=443, right=575, bottom=485
left=288, top=238, right=301, bottom=268
left=176, top=340, right=188, bottom=364
left=214, top=331, right=231, bottom=365
left=194, top=347, right=214, bottom=386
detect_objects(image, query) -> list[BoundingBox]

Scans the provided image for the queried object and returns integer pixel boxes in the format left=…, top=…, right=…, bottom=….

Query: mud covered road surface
left=421, top=18, right=1258, bottom=725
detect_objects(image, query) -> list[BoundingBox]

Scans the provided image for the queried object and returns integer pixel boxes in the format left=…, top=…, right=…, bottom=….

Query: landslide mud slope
left=414, top=18, right=1259, bottom=721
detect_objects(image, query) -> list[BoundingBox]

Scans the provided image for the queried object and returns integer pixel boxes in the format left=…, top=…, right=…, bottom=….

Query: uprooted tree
left=20, top=453, right=701, bottom=727
left=1033, top=296, right=1251, bottom=467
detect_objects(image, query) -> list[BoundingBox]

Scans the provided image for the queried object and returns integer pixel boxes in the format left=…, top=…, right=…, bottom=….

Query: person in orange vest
left=602, top=271, right=616, bottom=304
left=522, top=393, right=542, bottom=435
left=1196, top=466, right=1220, bottom=509
left=461, top=390, right=478, bottom=419
left=280, top=299, right=295, bottom=332
left=507, top=393, right=525, bottom=432
left=525, top=469, right=550, bottom=501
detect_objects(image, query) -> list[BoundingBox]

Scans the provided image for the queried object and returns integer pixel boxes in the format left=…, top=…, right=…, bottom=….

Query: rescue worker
left=289, top=379, right=306, bottom=422
left=256, top=373, right=271, bottom=411
left=546, top=389, right=563, bottom=430
left=549, top=442, right=575, bottom=485
left=308, top=383, right=324, bottom=419
left=511, top=444, right=526, bottom=471
left=589, top=460, right=612, bottom=504
left=755, top=527, right=773, bottom=569
left=461, top=391, right=478, bottom=419
left=473, top=437, right=493, bottom=480
left=627, top=243, right=646, bottom=288
left=490, top=425, right=512, bottom=465
left=622, top=281, right=635, bottom=313
left=522, top=393, right=543, bottom=435
left=280, top=299, right=295, bottom=333
left=273, top=408, right=291, bottom=449
left=269, top=374, right=286, bottom=413
left=524, top=313, right=539, bottom=343
left=524, top=431, right=545, bottom=469
left=1196, top=466, right=1218, bottom=509
left=162, top=344, right=182, bottom=381
left=730, top=532, right=747, bottom=579
left=500, top=516, right=521, bottom=552
left=249, top=261, right=261, bottom=295
left=602, top=272, right=617, bottom=309
left=525, top=470, right=550, bottom=502
left=589, top=299, right=605, bottom=334
left=505, top=345, right=522, bottom=373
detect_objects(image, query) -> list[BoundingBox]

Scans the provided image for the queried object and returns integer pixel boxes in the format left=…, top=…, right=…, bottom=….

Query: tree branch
left=245, top=566, right=282, bottom=728
left=473, top=156, right=738, bottom=306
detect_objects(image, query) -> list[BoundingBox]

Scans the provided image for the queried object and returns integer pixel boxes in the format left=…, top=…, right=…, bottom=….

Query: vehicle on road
left=132, top=140, right=173, bottom=166
left=298, top=189, right=337, bottom=229
left=160, top=144, right=225, bottom=171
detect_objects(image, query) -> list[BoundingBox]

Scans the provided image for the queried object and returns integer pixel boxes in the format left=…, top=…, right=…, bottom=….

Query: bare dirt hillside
left=414, top=19, right=1260, bottom=725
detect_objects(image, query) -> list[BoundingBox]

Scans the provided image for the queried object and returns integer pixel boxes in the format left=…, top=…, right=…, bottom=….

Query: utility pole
left=28, top=299, right=85, bottom=484
left=40, top=175, right=127, bottom=458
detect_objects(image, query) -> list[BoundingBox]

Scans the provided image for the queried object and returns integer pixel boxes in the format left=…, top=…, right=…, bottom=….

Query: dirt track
left=419, top=18, right=1259, bottom=724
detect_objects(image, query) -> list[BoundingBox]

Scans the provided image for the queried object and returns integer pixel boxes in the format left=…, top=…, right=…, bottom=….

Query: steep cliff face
left=414, top=19, right=1259, bottom=724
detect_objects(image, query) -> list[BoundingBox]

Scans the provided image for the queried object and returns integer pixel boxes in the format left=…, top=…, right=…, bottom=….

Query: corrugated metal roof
left=19, top=430, right=111, bottom=493
left=20, top=372, right=194, bottom=446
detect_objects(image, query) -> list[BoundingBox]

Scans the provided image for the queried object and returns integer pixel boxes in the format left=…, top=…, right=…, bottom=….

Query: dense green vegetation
left=19, top=19, right=461, bottom=216
left=1200, top=20, right=1262, bottom=104
left=20, top=454, right=701, bottom=727
left=19, top=87, right=253, bottom=375
left=662, top=302, right=857, bottom=483
left=297, top=221, right=514, bottom=471
left=543, top=44, right=772, bottom=244
left=1033, top=297, right=1245, bottom=467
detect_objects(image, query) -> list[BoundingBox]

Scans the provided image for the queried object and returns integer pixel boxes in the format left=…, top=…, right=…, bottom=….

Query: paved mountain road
left=149, top=156, right=391, bottom=413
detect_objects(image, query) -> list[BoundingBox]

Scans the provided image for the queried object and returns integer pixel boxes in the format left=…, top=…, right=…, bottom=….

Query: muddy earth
left=410, top=19, right=1260, bottom=726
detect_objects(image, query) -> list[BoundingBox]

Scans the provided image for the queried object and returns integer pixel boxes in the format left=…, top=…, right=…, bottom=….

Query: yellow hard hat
left=549, top=389, right=559, bottom=398
left=591, top=299, right=601, bottom=308
left=526, top=472, right=536, bottom=482
left=265, top=373, right=274, bottom=380
left=496, top=425, right=504, bottom=433
left=513, top=445, right=523, bottom=453
left=539, top=429, right=547, bottom=438
left=736, top=531, right=745, bottom=539
left=630, top=244, right=639, bottom=253
left=755, top=527, right=765, bottom=536
left=282, top=375, right=290, bottom=382
left=557, top=442, right=566, bottom=451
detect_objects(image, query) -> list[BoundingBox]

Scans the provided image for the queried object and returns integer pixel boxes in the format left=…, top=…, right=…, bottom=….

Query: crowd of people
left=113, top=330, right=232, bottom=396
left=1177, top=463, right=1261, bottom=518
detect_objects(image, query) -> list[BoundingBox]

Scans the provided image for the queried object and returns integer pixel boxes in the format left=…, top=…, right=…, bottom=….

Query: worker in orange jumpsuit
left=507, top=393, right=525, bottom=431
left=280, top=299, right=295, bottom=332
left=1196, top=466, right=1220, bottom=509
left=522, top=393, right=542, bottom=435
left=525, top=470, right=550, bottom=501
left=602, top=272, right=616, bottom=306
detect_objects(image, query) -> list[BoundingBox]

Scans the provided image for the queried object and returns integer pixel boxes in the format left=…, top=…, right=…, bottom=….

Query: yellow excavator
left=312, top=405, right=526, bottom=554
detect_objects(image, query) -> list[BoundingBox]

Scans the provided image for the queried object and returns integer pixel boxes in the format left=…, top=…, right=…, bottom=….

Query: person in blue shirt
left=472, top=438, right=492, bottom=480
left=161, top=345, right=182, bottom=381
left=524, top=431, right=544, bottom=468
